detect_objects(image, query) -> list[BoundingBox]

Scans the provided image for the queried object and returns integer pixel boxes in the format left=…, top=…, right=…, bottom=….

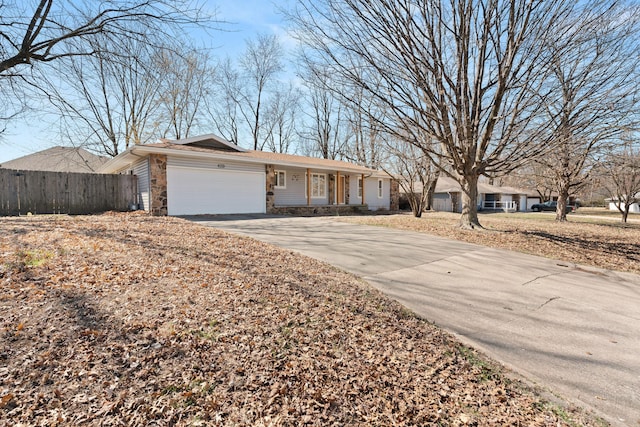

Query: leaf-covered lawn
left=1, top=214, right=601, bottom=426
left=342, top=212, right=640, bottom=275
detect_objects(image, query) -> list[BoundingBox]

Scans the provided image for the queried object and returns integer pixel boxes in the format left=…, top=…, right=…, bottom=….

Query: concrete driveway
left=191, top=215, right=640, bottom=426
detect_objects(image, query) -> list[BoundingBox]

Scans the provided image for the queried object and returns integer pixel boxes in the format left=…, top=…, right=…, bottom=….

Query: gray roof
left=401, top=175, right=532, bottom=195
left=0, top=146, right=109, bottom=173
left=434, top=176, right=530, bottom=195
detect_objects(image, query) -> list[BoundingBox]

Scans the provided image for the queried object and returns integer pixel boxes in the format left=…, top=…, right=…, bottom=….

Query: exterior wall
left=345, top=175, right=389, bottom=208
left=273, top=167, right=312, bottom=206
left=609, top=202, right=640, bottom=213
left=125, top=154, right=390, bottom=215
left=364, top=177, right=391, bottom=210
left=132, top=158, right=150, bottom=211
left=350, top=175, right=362, bottom=204
left=149, top=154, right=167, bottom=216
left=519, top=195, right=527, bottom=212
left=433, top=193, right=453, bottom=212
left=272, top=168, right=373, bottom=208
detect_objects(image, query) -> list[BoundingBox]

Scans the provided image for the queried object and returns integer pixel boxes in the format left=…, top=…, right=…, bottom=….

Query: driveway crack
left=520, top=271, right=563, bottom=287
left=537, top=296, right=560, bottom=310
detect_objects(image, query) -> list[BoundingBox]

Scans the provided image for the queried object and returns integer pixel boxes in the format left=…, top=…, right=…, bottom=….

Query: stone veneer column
left=265, top=164, right=275, bottom=213
left=390, top=179, right=400, bottom=211
left=344, top=175, right=350, bottom=204
left=149, top=154, right=168, bottom=216
left=328, top=174, right=335, bottom=205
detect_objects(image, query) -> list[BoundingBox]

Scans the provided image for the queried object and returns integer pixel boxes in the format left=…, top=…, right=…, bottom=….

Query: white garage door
left=167, top=166, right=265, bottom=215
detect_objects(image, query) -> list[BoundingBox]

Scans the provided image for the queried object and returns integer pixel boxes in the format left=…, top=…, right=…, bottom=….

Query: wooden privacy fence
left=0, top=169, right=137, bottom=216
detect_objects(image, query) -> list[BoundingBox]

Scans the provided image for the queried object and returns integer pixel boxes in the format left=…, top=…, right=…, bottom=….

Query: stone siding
left=149, top=154, right=167, bottom=216
left=265, top=164, right=275, bottom=213
left=345, top=175, right=350, bottom=204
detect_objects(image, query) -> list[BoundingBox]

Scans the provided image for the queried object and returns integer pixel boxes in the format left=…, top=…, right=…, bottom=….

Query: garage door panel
left=167, top=166, right=265, bottom=215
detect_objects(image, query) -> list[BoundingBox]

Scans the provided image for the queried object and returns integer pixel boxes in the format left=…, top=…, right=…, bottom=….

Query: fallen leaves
left=0, top=213, right=601, bottom=426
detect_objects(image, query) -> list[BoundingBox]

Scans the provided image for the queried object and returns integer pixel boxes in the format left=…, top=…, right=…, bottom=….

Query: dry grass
left=340, top=211, right=640, bottom=275
left=0, top=213, right=604, bottom=426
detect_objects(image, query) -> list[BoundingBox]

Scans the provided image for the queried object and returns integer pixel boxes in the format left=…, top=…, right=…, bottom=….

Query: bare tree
left=265, top=83, right=299, bottom=153
left=237, top=33, right=284, bottom=151
left=0, top=0, right=215, bottom=151
left=387, top=140, right=439, bottom=218
left=602, top=141, right=640, bottom=223
left=46, top=36, right=163, bottom=156
left=156, top=49, right=215, bottom=140
left=503, top=163, right=556, bottom=202
left=0, top=0, right=210, bottom=76
left=207, top=58, right=241, bottom=144
left=289, top=0, right=569, bottom=229
left=342, top=83, right=386, bottom=169
left=299, top=77, right=347, bottom=159
left=537, top=1, right=640, bottom=221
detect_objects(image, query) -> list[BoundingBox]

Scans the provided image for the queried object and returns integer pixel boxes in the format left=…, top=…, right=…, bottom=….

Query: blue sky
left=0, top=0, right=293, bottom=163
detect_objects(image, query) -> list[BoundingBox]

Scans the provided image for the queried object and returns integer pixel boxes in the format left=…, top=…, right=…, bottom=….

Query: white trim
left=309, top=173, right=326, bottom=199
left=274, top=170, right=286, bottom=189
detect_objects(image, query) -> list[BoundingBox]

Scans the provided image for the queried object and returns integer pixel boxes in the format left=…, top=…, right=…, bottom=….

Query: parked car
left=530, top=200, right=574, bottom=213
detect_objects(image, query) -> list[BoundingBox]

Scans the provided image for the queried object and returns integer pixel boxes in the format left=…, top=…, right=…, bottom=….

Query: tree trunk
left=555, top=181, right=570, bottom=221
left=622, top=206, right=629, bottom=223
left=409, top=192, right=425, bottom=218
left=412, top=202, right=423, bottom=218
left=460, top=174, right=481, bottom=229
left=425, top=173, right=439, bottom=211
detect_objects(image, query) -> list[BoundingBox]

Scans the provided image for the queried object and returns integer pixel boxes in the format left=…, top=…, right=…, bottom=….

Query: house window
left=308, top=173, right=326, bottom=198
left=274, top=170, right=286, bottom=189
left=378, top=179, right=383, bottom=198
left=358, top=177, right=363, bottom=199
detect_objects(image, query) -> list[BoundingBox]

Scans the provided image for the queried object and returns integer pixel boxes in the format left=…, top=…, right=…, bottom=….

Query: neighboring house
left=432, top=176, right=531, bottom=213
left=99, top=134, right=397, bottom=216
left=606, top=195, right=640, bottom=213
left=0, top=146, right=108, bottom=173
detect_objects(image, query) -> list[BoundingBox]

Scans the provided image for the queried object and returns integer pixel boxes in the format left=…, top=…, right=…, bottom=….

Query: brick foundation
left=270, top=205, right=369, bottom=216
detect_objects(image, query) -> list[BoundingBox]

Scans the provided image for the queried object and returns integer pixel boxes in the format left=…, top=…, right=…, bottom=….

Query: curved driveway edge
left=191, top=215, right=640, bottom=426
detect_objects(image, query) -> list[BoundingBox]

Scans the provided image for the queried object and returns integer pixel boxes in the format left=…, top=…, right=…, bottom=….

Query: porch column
left=361, top=173, right=365, bottom=205
left=306, top=168, right=311, bottom=206
left=328, top=173, right=335, bottom=205
left=265, top=164, right=275, bottom=213
left=345, top=175, right=350, bottom=204
left=149, top=154, right=168, bottom=216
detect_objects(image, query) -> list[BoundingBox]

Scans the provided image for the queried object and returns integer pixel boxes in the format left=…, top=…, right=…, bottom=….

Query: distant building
left=431, top=176, right=534, bottom=213
left=0, top=146, right=108, bottom=173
